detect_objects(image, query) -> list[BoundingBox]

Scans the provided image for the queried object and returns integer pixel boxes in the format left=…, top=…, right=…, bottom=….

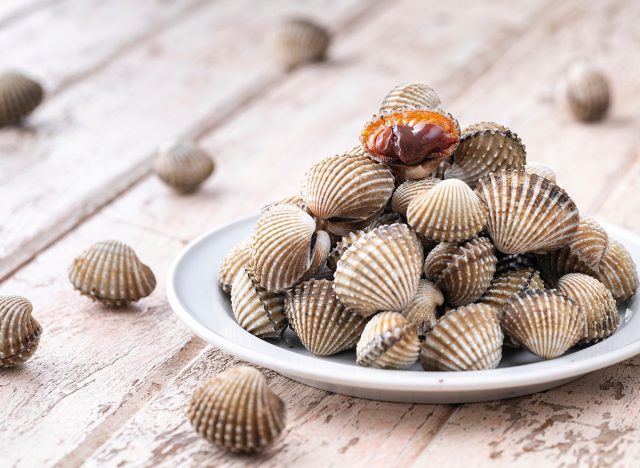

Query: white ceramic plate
left=167, top=216, right=640, bottom=403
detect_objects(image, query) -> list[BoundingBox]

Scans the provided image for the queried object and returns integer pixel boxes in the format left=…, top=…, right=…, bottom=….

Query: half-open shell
left=356, top=311, right=420, bottom=369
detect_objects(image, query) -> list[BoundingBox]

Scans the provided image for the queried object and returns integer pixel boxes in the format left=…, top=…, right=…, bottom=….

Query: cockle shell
left=565, top=63, right=610, bottom=122
left=536, top=246, right=597, bottom=288
left=431, top=159, right=451, bottom=179
left=597, top=239, right=638, bottom=303
left=261, top=194, right=307, bottom=214
left=420, top=303, right=503, bottom=371
left=189, top=366, right=285, bottom=453
left=334, top=224, right=423, bottom=316
left=502, top=289, right=584, bottom=359
left=276, top=18, right=330, bottom=69
left=407, top=179, right=487, bottom=242
left=231, top=269, right=287, bottom=339
left=557, top=273, right=619, bottom=343
left=379, top=83, right=441, bottom=113
left=153, top=142, right=214, bottom=193
left=525, top=161, right=557, bottom=183
left=480, top=267, right=544, bottom=315
left=476, top=170, right=580, bottom=254
left=326, top=230, right=368, bottom=271
left=495, top=253, right=538, bottom=275
left=364, top=211, right=403, bottom=231
left=251, top=205, right=330, bottom=292
left=424, top=237, right=497, bottom=306
left=285, top=279, right=367, bottom=356
left=390, top=178, right=440, bottom=216
left=0, top=71, right=44, bottom=126
left=345, top=145, right=367, bottom=158
left=402, top=280, right=444, bottom=336
left=356, top=311, right=420, bottom=369
left=69, top=240, right=156, bottom=306
left=218, top=240, right=252, bottom=294
left=445, top=122, right=526, bottom=187
left=300, top=154, right=395, bottom=235
left=568, top=216, right=608, bottom=270
left=0, top=296, right=42, bottom=367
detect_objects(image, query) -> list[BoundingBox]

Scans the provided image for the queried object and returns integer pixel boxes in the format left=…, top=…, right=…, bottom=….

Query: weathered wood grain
left=0, top=0, right=55, bottom=27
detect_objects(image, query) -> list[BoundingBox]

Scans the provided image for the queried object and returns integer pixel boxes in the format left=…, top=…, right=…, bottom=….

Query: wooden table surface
left=1, top=0, right=640, bottom=466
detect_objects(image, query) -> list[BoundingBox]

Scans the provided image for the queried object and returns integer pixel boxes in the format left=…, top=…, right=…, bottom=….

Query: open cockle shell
left=476, top=170, right=580, bottom=254
left=536, top=246, right=598, bottom=288
left=276, top=18, right=330, bottom=69
left=502, top=289, right=584, bottom=359
left=525, top=161, right=557, bottom=183
left=356, top=311, right=420, bottom=369
left=597, top=239, right=638, bottom=303
left=0, top=295, right=42, bottom=367
left=391, top=178, right=440, bottom=217
left=218, top=240, right=252, bottom=294
left=568, top=216, right=608, bottom=270
left=286, top=279, right=367, bottom=356
left=480, top=267, right=544, bottom=316
left=69, top=240, right=156, bottom=306
left=379, top=83, right=441, bottom=113
left=334, top=223, right=423, bottom=316
left=420, top=303, right=503, bottom=371
left=188, top=366, right=285, bottom=453
left=565, top=62, right=610, bottom=122
left=0, top=71, right=44, bottom=126
left=153, top=141, right=214, bottom=193
left=402, top=280, right=444, bottom=336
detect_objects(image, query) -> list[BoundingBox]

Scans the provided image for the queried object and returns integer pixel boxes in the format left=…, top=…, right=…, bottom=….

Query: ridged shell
left=153, top=142, right=214, bottom=193
left=597, top=239, right=638, bottom=303
left=189, top=366, right=285, bottom=453
left=525, top=161, right=557, bottom=183
left=231, top=269, right=287, bottom=339
left=536, top=246, right=597, bottom=288
left=568, top=216, right=608, bottom=270
left=431, top=159, right=451, bottom=179
left=502, top=289, right=584, bottom=359
left=364, top=211, right=403, bottom=231
left=557, top=273, right=619, bottom=343
left=69, top=240, right=156, bottom=306
left=445, top=122, right=526, bottom=187
left=0, top=71, right=44, bottom=126
left=218, top=240, right=252, bottom=294
left=300, top=154, right=395, bottom=235
left=476, top=170, right=580, bottom=254
left=251, top=205, right=330, bottom=292
left=402, top=280, right=444, bottom=336
left=480, top=267, right=544, bottom=314
left=356, top=311, right=419, bottom=369
left=261, top=194, right=307, bottom=214
left=424, top=237, right=497, bottom=306
left=495, top=253, right=538, bottom=275
left=379, top=83, right=441, bottom=113
left=565, top=63, right=610, bottom=122
left=286, top=279, right=367, bottom=356
left=391, top=178, right=440, bottom=216
left=345, top=145, right=367, bottom=158
left=420, top=303, right=503, bottom=371
left=334, top=224, right=423, bottom=316
left=326, top=230, right=368, bottom=271
left=0, top=296, right=42, bottom=367
left=276, top=18, right=330, bottom=69
left=407, top=179, right=487, bottom=242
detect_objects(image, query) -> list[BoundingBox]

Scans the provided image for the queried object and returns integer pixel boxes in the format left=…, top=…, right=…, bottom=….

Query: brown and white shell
left=557, top=273, right=619, bottom=343
left=525, top=161, right=557, bottom=183
left=251, top=204, right=330, bottom=292
left=218, top=240, right=252, bottom=294
left=568, top=216, right=608, bottom=270
left=407, top=179, right=487, bottom=242
left=565, top=63, right=610, bottom=122
left=390, top=178, right=440, bottom=216
left=420, top=303, right=503, bottom=371
left=334, top=224, right=423, bottom=316
left=480, top=267, right=544, bottom=315
left=326, top=230, right=368, bottom=271
left=495, top=253, right=538, bottom=275
left=536, top=246, right=597, bottom=288
left=379, top=83, right=441, bottom=113
left=261, top=194, right=307, bottom=214
left=188, top=366, right=285, bottom=453
left=431, top=159, right=451, bottom=179
left=69, top=240, right=156, bottom=306
left=285, top=279, right=367, bottom=356
left=445, top=122, right=526, bottom=187
left=363, top=211, right=403, bottom=231
left=0, top=295, right=42, bottom=367
left=153, top=142, right=214, bottom=193
left=402, top=280, right=444, bottom=336
left=0, top=71, right=44, bottom=126
left=502, top=289, right=584, bottom=359
left=597, top=239, right=638, bottom=303
left=356, top=312, right=420, bottom=369
left=275, top=18, right=330, bottom=69
left=231, top=269, right=287, bottom=339
left=424, top=237, right=497, bottom=307
left=476, top=170, right=580, bottom=254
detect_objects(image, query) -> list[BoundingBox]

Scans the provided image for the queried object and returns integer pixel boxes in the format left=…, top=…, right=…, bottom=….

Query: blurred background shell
left=391, top=178, right=440, bottom=217
left=378, top=83, right=441, bottom=113
left=356, top=311, right=419, bottom=369
left=153, top=141, right=214, bottom=193
left=0, top=71, right=44, bottom=126
left=564, top=62, right=610, bottom=122
left=276, top=18, right=330, bottom=69
left=402, top=280, right=444, bottom=336
left=218, top=239, right=252, bottom=294
left=0, top=295, right=42, bottom=367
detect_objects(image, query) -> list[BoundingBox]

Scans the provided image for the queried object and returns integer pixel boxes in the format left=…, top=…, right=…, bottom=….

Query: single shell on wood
left=597, top=239, right=638, bottom=303
left=361, top=107, right=460, bottom=180
left=218, top=240, right=252, bottom=294
left=445, top=122, right=526, bottom=187
left=276, top=18, right=330, bottom=69
left=391, top=178, right=440, bottom=216
left=480, top=267, right=544, bottom=315
left=188, top=366, right=285, bottom=453
left=231, top=269, right=287, bottom=339
left=568, top=216, right=608, bottom=270
left=286, top=279, right=367, bottom=356
left=0, top=71, right=44, bottom=126
left=402, top=280, right=444, bottom=336
left=565, top=63, right=610, bottom=122
left=424, top=237, right=497, bottom=306
left=69, top=240, right=156, bottom=306
left=536, top=246, right=597, bottom=288
left=495, top=253, right=538, bottom=275
left=476, top=170, right=580, bottom=254
left=525, top=161, right=557, bottom=183
left=0, top=295, right=42, bottom=367
left=557, top=273, right=619, bottom=343
left=334, top=224, right=423, bottom=316
left=251, top=205, right=330, bottom=292
left=153, top=142, right=214, bottom=193
left=502, top=289, right=584, bottom=359
left=326, top=230, right=368, bottom=271
left=379, top=83, right=441, bottom=113
left=420, top=303, right=503, bottom=371
left=356, top=311, right=420, bottom=369
left=300, top=154, right=395, bottom=235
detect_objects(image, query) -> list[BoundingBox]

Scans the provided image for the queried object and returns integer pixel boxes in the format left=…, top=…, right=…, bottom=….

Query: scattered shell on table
left=445, top=121, right=526, bottom=187
left=390, top=177, right=440, bottom=216
left=188, top=366, right=285, bottom=453
left=495, top=253, right=538, bottom=275
left=420, top=303, right=503, bottom=371
left=153, top=142, right=214, bottom=193
left=557, top=273, right=619, bottom=343
left=69, top=240, right=156, bottom=306
left=251, top=205, right=330, bottom=292
left=476, top=170, right=580, bottom=254
left=525, top=161, right=557, bottom=183
left=334, top=224, right=423, bottom=316
left=424, top=237, right=497, bottom=306
left=0, top=295, right=42, bottom=367
left=0, top=71, right=44, bottom=126
left=536, top=246, right=597, bottom=288
left=231, top=268, right=287, bottom=339
left=565, top=62, right=610, bottom=122
left=568, top=216, right=608, bottom=270
left=502, top=289, right=584, bottom=359
left=326, top=229, right=368, bottom=271
left=480, top=267, right=544, bottom=315
left=218, top=240, right=253, bottom=294
left=356, top=311, right=420, bottom=369
left=597, top=239, right=639, bottom=303
left=402, top=280, right=444, bottom=336
left=379, top=83, right=441, bottom=113
left=276, top=18, right=330, bottom=69
left=286, top=279, right=367, bottom=356
left=407, top=179, right=487, bottom=242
